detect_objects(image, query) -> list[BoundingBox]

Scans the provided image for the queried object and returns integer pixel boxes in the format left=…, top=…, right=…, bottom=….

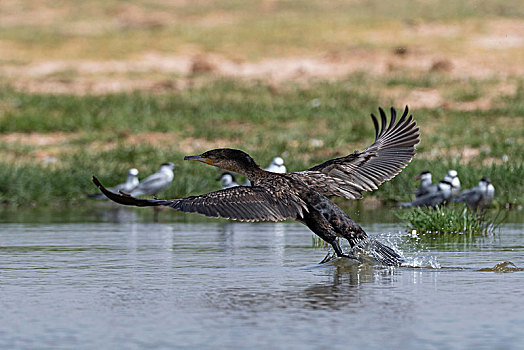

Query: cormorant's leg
left=318, top=239, right=362, bottom=264
left=300, top=211, right=337, bottom=245
left=319, top=252, right=336, bottom=264
left=300, top=210, right=361, bottom=263
left=330, top=239, right=345, bottom=257
left=330, top=207, right=404, bottom=266
left=329, top=207, right=368, bottom=248
left=331, top=239, right=361, bottom=261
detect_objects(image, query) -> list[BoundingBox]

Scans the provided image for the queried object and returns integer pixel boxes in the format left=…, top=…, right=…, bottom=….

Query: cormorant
left=454, top=177, right=494, bottom=209
left=243, top=156, right=287, bottom=186
left=129, top=162, right=175, bottom=197
left=93, top=107, right=419, bottom=266
left=217, top=172, right=239, bottom=189
left=414, top=170, right=438, bottom=198
left=400, top=180, right=453, bottom=208
left=88, top=168, right=139, bottom=199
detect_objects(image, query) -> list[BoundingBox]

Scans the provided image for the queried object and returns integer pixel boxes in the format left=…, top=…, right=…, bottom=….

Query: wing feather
left=297, top=106, right=420, bottom=199
left=92, top=176, right=305, bottom=222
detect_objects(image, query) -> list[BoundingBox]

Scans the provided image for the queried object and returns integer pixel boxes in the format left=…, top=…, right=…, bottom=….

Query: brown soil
left=0, top=132, right=70, bottom=146
left=2, top=47, right=521, bottom=113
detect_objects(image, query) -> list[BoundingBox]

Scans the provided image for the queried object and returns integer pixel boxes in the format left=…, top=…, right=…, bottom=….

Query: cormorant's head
left=184, top=148, right=259, bottom=174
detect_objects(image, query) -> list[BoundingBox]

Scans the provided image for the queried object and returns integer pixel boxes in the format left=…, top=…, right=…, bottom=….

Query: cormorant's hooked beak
left=184, top=154, right=214, bottom=165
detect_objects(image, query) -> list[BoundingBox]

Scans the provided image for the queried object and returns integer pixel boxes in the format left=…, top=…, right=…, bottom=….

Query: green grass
left=396, top=205, right=502, bottom=235
left=0, top=75, right=523, bottom=206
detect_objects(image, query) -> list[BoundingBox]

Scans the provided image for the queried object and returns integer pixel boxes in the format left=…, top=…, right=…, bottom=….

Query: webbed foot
left=319, top=251, right=336, bottom=264
left=318, top=240, right=362, bottom=264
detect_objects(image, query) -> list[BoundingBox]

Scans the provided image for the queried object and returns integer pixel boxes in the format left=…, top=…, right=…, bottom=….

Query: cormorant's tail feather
left=369, top=240, right=404, bottom=266
left=352, top=238, right=404, bottom=267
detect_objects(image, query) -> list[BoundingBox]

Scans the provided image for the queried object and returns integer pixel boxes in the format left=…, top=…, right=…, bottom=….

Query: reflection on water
left=3, top=203, right=522, bottom=225
left=0, top=211, right=523, bottom=349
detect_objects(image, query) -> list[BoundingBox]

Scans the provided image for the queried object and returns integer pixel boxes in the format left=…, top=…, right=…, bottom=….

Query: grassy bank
left=396, top=205, right=502, bottom=235
left=0, top=74, right=522, bottom=207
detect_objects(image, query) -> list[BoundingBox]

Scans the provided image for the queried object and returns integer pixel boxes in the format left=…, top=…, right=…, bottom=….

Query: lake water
left=1, top=206, right=523, bottom=349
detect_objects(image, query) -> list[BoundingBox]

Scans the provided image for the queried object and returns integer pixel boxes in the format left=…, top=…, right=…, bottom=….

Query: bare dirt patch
left=0, top=132, right=71, bottom=146
left=1, top=3, right=523, bottom=97
left=125, top=132, right=240, bottom=153
left=2, top=43, right=523, bottom=96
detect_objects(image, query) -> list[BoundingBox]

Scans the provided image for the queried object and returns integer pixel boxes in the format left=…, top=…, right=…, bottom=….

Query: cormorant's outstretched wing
left=92, top=176, right=306, bottom=222
left=297, top=106, right=419, bottom=199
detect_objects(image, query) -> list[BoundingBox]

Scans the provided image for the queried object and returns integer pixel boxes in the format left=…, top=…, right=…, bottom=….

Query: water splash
left=319, top=229, right=442, bottom=268
left=356, top=232, right=442, bottom=268
left=401, top=255, right=441, bottom=269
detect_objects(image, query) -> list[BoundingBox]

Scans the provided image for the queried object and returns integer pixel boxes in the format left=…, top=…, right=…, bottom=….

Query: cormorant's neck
left=240, top=165, right=266, bottom=183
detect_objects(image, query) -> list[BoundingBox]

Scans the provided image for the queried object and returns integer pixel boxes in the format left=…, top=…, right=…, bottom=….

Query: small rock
left=430, top=59, right=453, bottom=72
left=394, top=46, right=408, bottom=56
left=191, top=56, right=215, bottom=74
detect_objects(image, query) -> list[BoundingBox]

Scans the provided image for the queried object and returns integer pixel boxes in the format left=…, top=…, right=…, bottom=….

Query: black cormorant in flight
left=93, top=107, right=419, bottom=266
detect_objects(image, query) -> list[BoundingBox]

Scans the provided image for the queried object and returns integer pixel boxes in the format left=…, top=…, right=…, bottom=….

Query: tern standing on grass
left=130, top=163, right=175, bottom=197
left=88, top=168, right=139, bottom=199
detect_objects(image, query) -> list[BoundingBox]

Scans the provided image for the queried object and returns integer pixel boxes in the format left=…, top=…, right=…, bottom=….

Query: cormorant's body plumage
left=93, top=107, right=419, bottom=266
